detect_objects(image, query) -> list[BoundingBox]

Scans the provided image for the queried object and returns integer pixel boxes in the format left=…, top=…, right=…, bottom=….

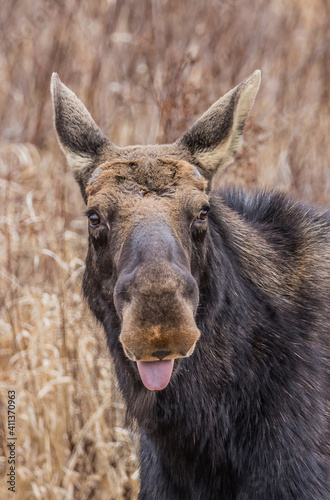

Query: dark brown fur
left=51, top=71, right=329, bottom=499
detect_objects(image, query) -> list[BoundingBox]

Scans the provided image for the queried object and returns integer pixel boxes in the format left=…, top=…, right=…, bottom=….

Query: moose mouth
left=136, top=359, right=175, bottom=391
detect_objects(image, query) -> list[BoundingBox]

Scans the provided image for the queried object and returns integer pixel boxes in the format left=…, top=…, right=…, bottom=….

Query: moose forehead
left=86, top=156, right=207, bottom=209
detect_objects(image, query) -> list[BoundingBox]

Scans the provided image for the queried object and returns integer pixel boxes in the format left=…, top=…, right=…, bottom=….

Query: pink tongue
left=136, top=359, right=174, bottom=391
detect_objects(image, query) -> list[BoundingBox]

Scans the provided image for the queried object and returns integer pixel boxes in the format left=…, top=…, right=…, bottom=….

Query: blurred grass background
left=0, top=0, right=329, bottom=498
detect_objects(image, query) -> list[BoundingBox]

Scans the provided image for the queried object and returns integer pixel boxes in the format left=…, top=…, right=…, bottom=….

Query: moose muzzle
left=113, top=224, right=200, bottom=390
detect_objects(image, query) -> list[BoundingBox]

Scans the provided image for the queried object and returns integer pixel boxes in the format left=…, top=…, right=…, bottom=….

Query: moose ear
left=51, top=73, right=113, bottom=198
left=177, top=70, right=261, bottom=180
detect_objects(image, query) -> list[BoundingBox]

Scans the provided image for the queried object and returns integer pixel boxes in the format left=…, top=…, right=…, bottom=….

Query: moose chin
left=51, top=70, right=330, bottom=500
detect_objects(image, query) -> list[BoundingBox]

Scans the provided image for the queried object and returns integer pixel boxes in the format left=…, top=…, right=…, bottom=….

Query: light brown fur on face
left=84, top=157, right=207, bottom=361
left=86, top=157, right=207, bottom=198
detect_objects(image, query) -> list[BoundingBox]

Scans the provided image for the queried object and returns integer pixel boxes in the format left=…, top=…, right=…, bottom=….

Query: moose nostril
left=152, top=350, right=172, bottom=360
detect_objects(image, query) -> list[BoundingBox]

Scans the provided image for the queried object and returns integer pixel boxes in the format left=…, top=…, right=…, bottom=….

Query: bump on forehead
left=156, top=158, right=206, bottom=184
left=86, top=160, right=137, bottom=196
left=85, top=157, right=207, bottom=198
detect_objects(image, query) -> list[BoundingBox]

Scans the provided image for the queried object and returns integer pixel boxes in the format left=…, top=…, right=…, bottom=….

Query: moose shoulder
left=51, top=71, right=330, bottom=499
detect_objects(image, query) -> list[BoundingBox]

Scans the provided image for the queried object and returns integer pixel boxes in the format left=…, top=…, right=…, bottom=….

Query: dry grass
left=0, top=1, right=329, bottom=498
left=0, top=144, right=139, bottom=499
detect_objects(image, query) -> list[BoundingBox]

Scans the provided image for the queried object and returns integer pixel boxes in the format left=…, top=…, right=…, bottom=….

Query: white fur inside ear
left=63, top=147, right=94, bottom=172
left=233, top=70, right=261, bottom=134
left=195, top=134, right=235, bottom=172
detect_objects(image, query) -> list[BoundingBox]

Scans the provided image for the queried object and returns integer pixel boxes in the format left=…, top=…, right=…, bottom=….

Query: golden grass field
left=0, top=0, right=329, bottom=498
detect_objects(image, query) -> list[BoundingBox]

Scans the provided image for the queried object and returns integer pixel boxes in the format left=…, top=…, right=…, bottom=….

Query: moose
left=51, top=71, right=329, bottom=499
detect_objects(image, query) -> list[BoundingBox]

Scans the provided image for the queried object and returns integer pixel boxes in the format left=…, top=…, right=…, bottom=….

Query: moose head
left=51, top=70, right=260, bottom=391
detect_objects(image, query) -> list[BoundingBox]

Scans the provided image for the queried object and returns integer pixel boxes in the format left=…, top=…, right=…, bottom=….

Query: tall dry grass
left=0, top=1, right=329, bottom=498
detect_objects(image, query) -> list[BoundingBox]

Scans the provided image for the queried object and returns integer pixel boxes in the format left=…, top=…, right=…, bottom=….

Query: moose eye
left=88, top=212, right=101, bottom=227
left=196, top=208, right=209, bottom=222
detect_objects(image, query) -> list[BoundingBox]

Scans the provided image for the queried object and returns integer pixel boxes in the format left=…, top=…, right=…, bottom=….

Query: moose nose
left=152, top=350, right=172, bottom=360
left=114, top=261, right=199, bottom=319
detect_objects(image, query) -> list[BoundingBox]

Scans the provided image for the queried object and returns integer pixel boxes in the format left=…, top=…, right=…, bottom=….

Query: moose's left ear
left=177, top=70, right=261, bottom=180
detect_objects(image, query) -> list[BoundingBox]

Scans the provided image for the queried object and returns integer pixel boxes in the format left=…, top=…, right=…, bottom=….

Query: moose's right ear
left=51, top=73, right=113, bottom=199
left=177, top=70, right=261, bottom=182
